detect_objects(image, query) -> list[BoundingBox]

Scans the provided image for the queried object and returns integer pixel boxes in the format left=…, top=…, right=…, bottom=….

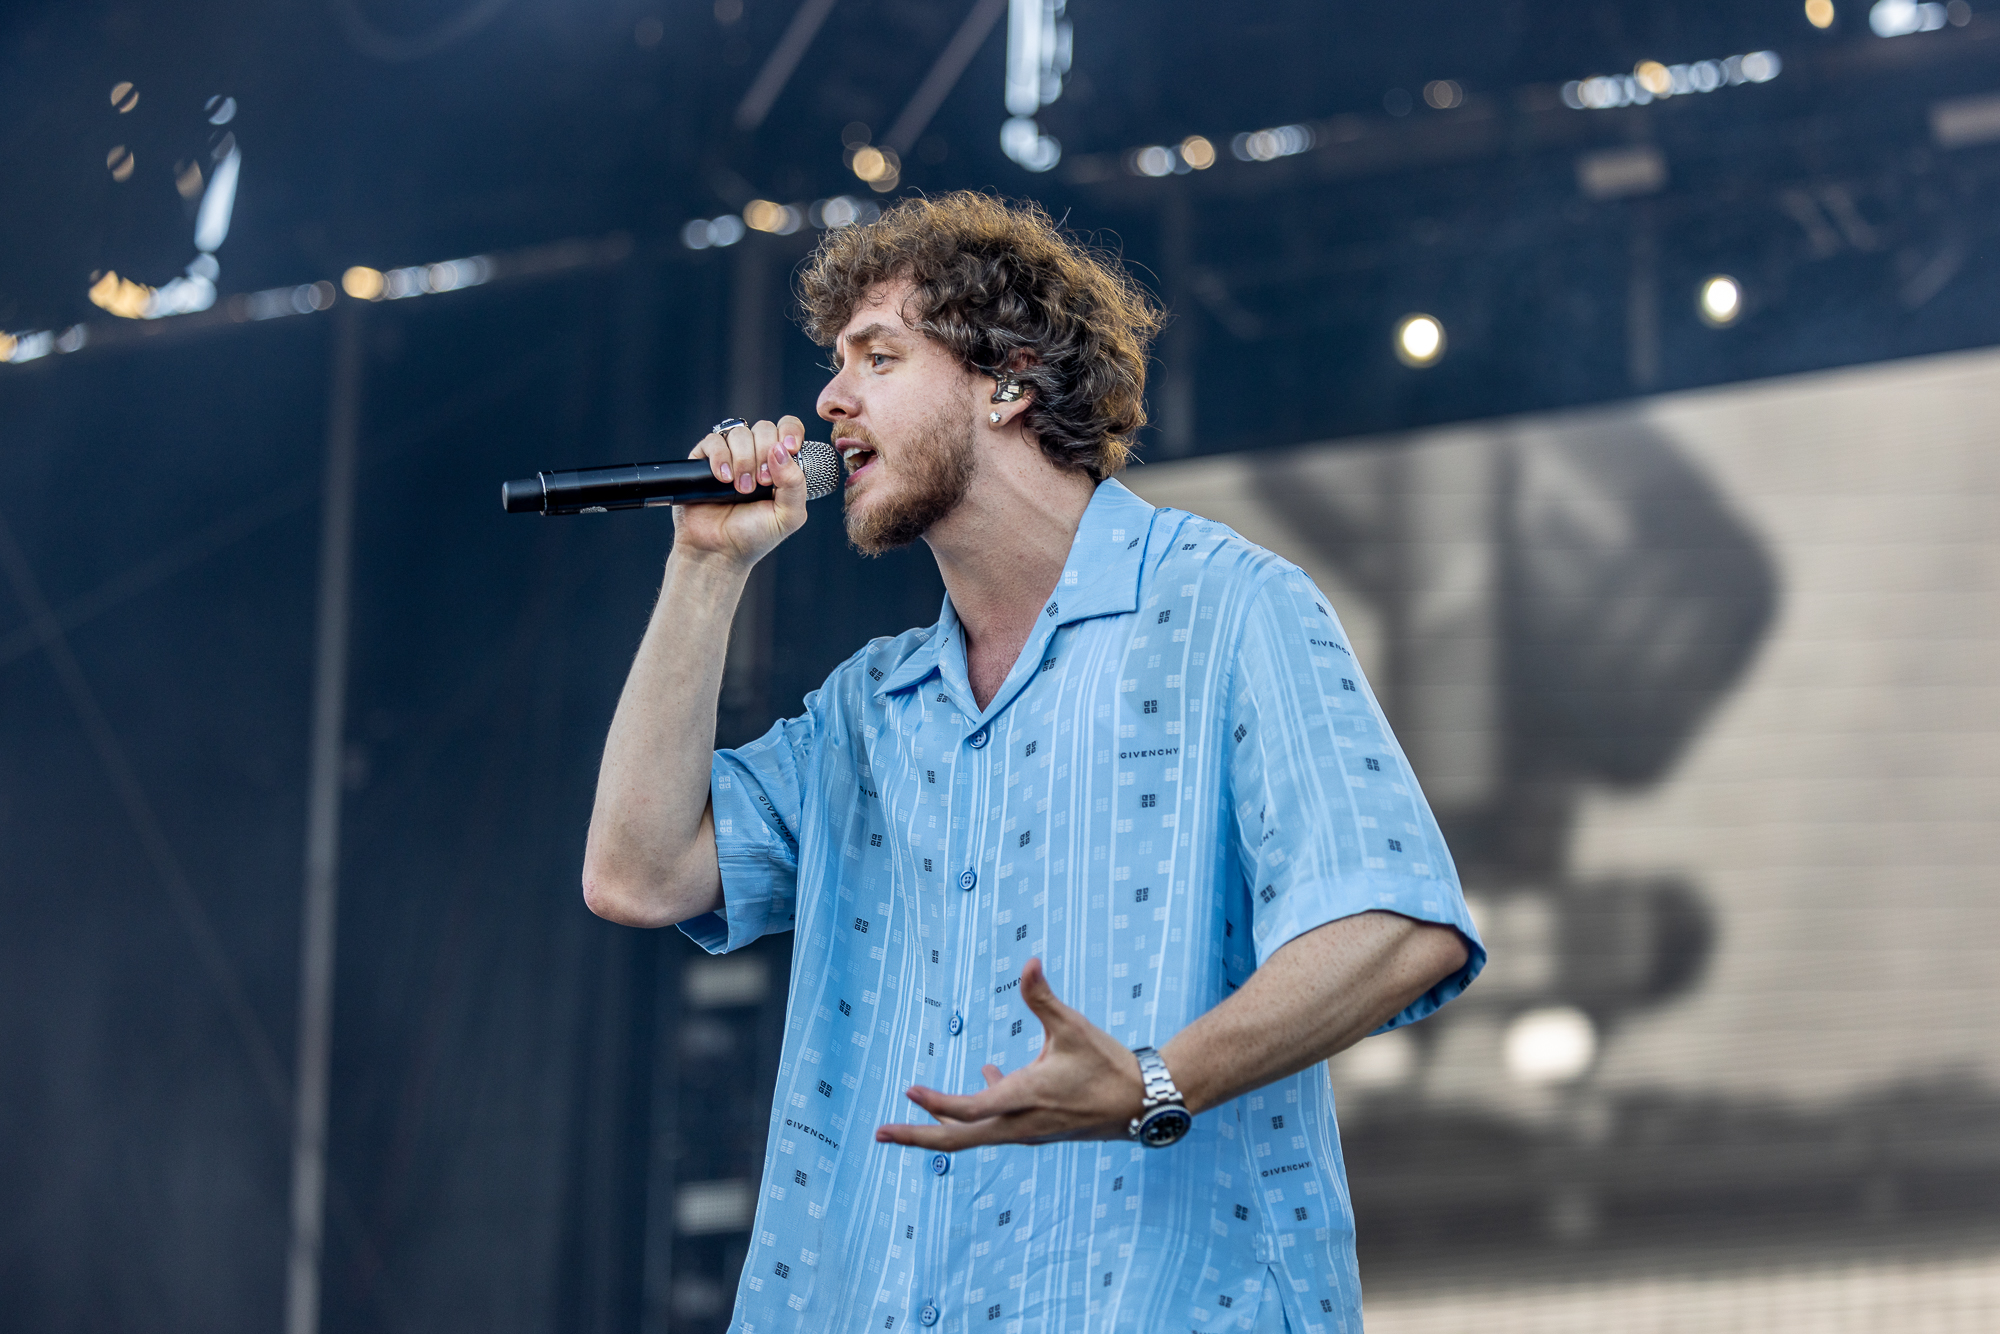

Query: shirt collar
left=873, top=478, right=1162, bottom=702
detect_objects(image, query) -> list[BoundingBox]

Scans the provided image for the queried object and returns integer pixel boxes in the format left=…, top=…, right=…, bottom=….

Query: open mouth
left=838, top=440, right=878, bottom=484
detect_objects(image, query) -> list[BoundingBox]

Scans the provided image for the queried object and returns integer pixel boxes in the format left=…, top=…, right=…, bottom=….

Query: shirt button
left=919, top=1303, right=941, bottom=1327
left=931, top=1153, right=950, bottom=1176
left=948, top=1011, right=963, bottom=1035
left=968, top=728, right=988, bottom=749
left=958, top=868, right=977, bottom=892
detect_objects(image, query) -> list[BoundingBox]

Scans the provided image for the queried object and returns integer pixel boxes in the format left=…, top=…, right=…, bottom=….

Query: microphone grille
left=798, top=438, right=842, bottom=501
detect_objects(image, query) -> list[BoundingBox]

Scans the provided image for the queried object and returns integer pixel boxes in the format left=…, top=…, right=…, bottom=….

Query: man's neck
left=924, top=447, right=1098, bottom=710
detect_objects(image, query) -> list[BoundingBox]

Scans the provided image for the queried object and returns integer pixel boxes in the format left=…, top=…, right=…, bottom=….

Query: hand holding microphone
left=502, top=416, right=841, bottom=567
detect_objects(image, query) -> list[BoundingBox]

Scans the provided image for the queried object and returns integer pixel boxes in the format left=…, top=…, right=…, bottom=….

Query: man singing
left=583, top=193, right=1483, bottom=1333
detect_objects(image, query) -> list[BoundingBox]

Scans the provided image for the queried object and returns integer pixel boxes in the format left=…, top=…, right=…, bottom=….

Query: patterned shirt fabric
left=684, top=478, right=1485, bottom=1334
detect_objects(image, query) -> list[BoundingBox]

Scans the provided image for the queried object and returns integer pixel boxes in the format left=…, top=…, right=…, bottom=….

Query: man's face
left=816, top=281, right=980, bottom=556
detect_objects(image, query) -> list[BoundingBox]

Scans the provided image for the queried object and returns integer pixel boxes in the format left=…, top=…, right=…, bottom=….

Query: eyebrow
left=835, top=322, right=903, bottom=364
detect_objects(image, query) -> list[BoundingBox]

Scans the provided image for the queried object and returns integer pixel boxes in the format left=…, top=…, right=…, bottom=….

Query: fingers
left=690, top=431, right=733, bottom=485
left=902, top=1077, right=1034, bottom=1126
left=876, top=1109, right=1125, bottom=1151
left=729, top=422, right=763, bottom=493
left=766, top=438, right=808, bottom=536
left=876, top=1119, right=984, bottom=1151
left=690, top=420, right=799, bottom=490
left=1017, top=957, right=1072, bottom=1030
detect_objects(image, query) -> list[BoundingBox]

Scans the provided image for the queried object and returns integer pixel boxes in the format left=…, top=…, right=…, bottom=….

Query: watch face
left=1137, top=1106, right=1193, bottom=1148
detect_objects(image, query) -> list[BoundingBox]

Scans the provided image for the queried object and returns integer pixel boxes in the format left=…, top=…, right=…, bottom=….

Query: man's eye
left=870, top=352, right=890, bottom=368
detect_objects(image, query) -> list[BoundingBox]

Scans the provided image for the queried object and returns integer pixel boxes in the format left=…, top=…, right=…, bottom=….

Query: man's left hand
left=875, top=958, right=1143, bottom=1151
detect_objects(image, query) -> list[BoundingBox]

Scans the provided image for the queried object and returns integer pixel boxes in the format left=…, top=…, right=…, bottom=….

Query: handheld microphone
left=502, top=438, right=843, bottom=515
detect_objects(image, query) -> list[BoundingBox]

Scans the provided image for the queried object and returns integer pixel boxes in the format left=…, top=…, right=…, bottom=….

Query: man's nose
left=817, top=378, right=854, bottom=421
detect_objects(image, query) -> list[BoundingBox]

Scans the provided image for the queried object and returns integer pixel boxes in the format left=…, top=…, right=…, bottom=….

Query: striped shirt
left=687, top=478, right=1484, bottom=1333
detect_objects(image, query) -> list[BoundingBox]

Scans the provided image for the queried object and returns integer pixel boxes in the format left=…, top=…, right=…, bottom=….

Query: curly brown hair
left=796, top=192, right=1164, bottom=480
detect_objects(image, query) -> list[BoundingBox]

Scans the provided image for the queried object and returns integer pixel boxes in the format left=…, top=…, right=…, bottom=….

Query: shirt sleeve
left=1222, top=568, right=1486, bottom=1029
left=676, top=703, right=818, bottom=955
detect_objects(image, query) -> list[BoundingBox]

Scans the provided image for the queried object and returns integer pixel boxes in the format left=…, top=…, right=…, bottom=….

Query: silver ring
left=712, top=417, right=748, bottom=435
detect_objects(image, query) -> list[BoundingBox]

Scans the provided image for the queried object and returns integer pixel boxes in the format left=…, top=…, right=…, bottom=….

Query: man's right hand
left=673, top=415, right=812, bottom=569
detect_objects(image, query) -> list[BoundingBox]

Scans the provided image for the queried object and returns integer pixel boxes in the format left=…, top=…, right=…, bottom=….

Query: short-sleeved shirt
left=686, top=478, right=1484, bottom=1334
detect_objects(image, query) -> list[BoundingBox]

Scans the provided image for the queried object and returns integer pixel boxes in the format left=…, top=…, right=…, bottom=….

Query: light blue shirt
left=687, top=478, right=1484, bottom=1334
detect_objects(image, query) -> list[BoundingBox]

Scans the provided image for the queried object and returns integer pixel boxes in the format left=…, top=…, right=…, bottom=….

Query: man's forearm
left=1159, top=912, right=1468, bottom=1115
left=582, top=549, right=750, bottom=927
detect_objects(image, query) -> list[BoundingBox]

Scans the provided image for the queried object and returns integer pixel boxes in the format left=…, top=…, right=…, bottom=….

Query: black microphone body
left=503, top=438, right=842, bottom=515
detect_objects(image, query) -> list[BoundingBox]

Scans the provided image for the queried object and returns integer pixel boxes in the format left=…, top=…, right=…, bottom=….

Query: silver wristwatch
left=1128, top=1046, right=1193, bottom=1148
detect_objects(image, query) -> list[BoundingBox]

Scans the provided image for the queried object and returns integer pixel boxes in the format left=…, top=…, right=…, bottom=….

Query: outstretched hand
left=876, top=958, right=1146, bottom=1152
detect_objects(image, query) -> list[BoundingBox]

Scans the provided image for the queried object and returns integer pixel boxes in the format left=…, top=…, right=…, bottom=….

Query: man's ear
left=989, top=349, right=1038, bottom=404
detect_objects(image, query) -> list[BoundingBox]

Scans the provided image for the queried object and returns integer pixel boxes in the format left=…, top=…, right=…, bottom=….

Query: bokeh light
left=341, top=266, right=384, bottom=300
left=1699, top=274, right=1744, bottom=326
left=1423, top=79, right=1464, bottom=109
left=1504, top=1007, right=1598, bottom=1085
left=1395, top=313, right=1446, bottom=366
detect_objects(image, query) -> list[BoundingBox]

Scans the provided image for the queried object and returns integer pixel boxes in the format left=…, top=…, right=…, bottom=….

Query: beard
left=843, top=401, right=978, bottom=556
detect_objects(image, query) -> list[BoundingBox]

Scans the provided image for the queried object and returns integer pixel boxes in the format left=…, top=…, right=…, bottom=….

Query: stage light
left=739, top=202, right=801, bottom=235
left=1422, top=79, right=1464, bottom=110
left=1505, top=1007, right=1597, bottom=1085
left=1806, top=0, right=1837, bottom=26
left=1131, top=145, right=1174, bottom=177
left=1394, top=314, right=1445, bottom=367
left=192, top=138, right=240, bottom=253
left=841, top=122, right=871, bottom=148
left=106, top=145, right=134, bottom=182
left=1179, top=135, right=1215, bottom=169
left=679, top=217, right=743, bottom=249
left=146, top=274, right=216, bottom=318
left=1230, top=124, right=1314, bottom=163
left=1870, top=0, right=1950, bottom=33
left=205, top=95, right=236, bottom=125
left=1698, top=274, right=1743, bottom=326
left=88, top=270, right=153, bottom=319
left=110, top=82, right=139, bottom=113
left=4, top=330, right=53, bottom=363
left=809, top=196, right=877, bottom=230
left=425, top=258, right=490, bottom=292
left=1739, top=51, right=1782, bottom=80
left=851, top=146, right=900, bottom=190
left=1564, top=50, right=1780, bottom=110
left=1000, top=117, right=1060, bottom=173
left=341, top=266, right=384, bottom=299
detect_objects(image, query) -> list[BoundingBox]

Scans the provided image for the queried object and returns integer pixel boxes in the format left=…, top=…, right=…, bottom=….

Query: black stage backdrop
left=0, top=262, right=942, bottom=1334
